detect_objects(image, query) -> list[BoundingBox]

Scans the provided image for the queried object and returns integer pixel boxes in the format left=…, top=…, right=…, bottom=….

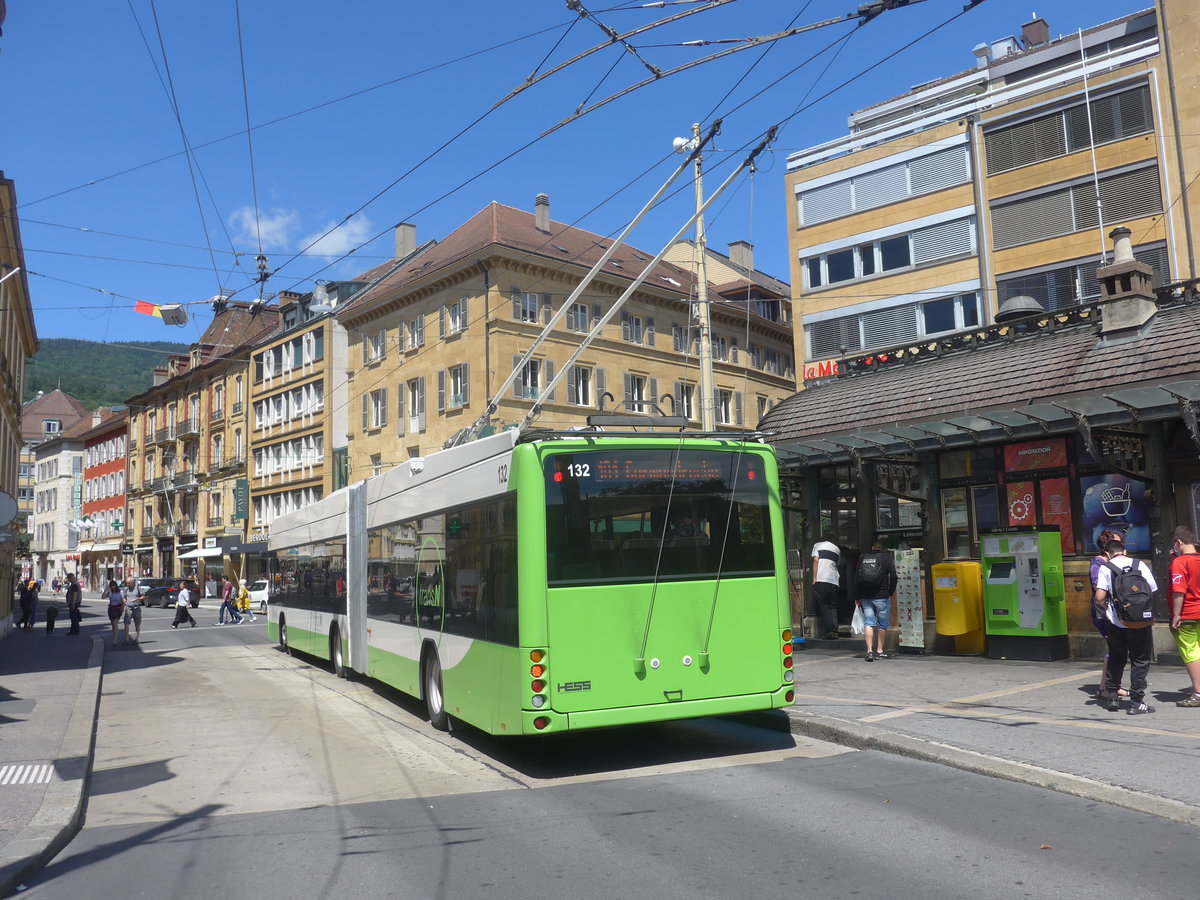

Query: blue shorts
left=860, top=598, right=890, bottom=630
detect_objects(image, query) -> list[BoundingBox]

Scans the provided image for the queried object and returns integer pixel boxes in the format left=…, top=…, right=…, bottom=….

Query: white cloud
left=229, top=206, right=300, bottom=251
left=299, top=214, right=375, bottom=259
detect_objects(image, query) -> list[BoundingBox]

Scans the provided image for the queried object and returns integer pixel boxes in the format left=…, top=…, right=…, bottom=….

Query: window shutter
left=808, top=317, right=861, bottom=358
left=417, top=377, right=426, bottom=431
left=362, top=335, right=369, bottom=365
left=437, top=369, right=446, bottom=412
left=381, top=387, right=388, bottom=427
left=416, top=314, right=425, bottom=347
left=621, top=312, right=631, bottom=342
left=673, top=381, right=683, bottom=414
left=565, top=304, right=576, bottom=331
left=439, top=306, right=447, bottom=339
left=397, top=386, right=406, bottom=436
left=544, top=361, right=555, bottom=401
left=513, top=355, right=523, bottom=398
left=461, top=296, right=469, bottom=331
left=1092, top=166, right=1162, bottom=226
left=540, top=294, right=551, bottom=325
left=730, top=336, right=739, bottom=364
left=852, top=163, right=907, bottom=210
left=645, top=317, right=655, bottom=347
left=734, top=392, right=744, bottom=426
left=908, top=146, right=970, bottom=195
left=672, top=324, right=683, bottom=352
left=912, top=218, right=974, bottom=264
left=462, top=362, right=470, bottom=406
left=511, top=288, right=521, bottom=319
left=991, top=189, right=1074, bottom=249
left=592, top=304, right=602, bottom=327
left=378, top=330, right=387, bottom=360
left=799, top=179, right=853, bottom=226
left=623, top=373, right=632, bottom=407
left=361, top=395, right=369, bottom=431
left=567, top=366, right=577, bottom=404
left=648, top=378, right=658, bottom=406
left=862, top=304, right=919, bottom=350
left=596, top=368, right=606, bottom=407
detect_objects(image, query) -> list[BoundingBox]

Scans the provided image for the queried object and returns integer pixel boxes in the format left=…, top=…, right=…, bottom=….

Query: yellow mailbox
left=932, top=561, right=985, bottom=654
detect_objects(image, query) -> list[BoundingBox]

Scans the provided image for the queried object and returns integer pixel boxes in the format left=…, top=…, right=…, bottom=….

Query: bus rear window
left=544, top=448, right=773, bottom=585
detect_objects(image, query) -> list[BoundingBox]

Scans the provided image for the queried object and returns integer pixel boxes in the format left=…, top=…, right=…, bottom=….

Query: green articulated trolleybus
left=266, top=427, right=796, bottom=735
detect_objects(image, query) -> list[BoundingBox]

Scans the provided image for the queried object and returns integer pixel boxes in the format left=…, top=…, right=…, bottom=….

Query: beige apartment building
left=125, top=303, right=279, bottom=580
left=244, top=289, right=353, bottom=562
left=336, top=196, right=796, bottom=479
left=786, top=2, right=1198, bottom=381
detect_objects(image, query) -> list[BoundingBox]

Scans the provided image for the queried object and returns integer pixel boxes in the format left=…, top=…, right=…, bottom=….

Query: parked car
left=248, top=579, right=269, bottom=614
left=142, top=578, right=200, bottom=608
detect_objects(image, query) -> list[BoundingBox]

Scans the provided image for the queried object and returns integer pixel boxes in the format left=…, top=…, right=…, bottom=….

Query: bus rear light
left=785, top=689, right=794, bottom=703
left=783, top=656, right=793, bottom=669
left=531, top=679, right=546, bottom=693
left=782, top=628, right=792, bottom=643
left=530, top=664, right=546, bottom=678
left=783, top=670, right=794, bottom=683
left=783, top=643, right=793, bottom=656
left=534, top=716, right=550, bottom=730
left=530, top=649, right=545, bottom=663
left=531, top=695, right=546, bottom=708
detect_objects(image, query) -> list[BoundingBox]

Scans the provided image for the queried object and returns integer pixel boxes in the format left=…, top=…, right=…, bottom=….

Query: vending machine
left=979, top=529, right=1068, bottom=661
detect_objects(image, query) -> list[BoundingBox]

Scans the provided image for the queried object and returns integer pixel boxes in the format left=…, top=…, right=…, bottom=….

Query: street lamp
left=673, top=123, right=716, bottom=432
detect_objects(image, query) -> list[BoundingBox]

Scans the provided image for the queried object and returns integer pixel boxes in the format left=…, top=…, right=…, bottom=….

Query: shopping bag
left=850, top=604, right=865, bottom=635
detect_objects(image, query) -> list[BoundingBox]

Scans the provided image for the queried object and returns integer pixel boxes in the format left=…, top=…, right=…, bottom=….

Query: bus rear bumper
left=521, top=685, right=793, bottom=734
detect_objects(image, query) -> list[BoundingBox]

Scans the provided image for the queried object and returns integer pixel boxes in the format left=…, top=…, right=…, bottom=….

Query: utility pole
left=681, top=122, right=717, bottom=431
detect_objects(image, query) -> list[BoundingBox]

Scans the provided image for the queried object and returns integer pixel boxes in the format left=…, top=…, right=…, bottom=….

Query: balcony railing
left=207, top=516, right=223, bottom=529
left=178, top=417, right=201, bottom=438
left=150, top=477, right=171, bottom=493
left=210, top=406, right=225, bottom=423
left=176, top=519, right=197, bottom=536
left=152, top=523, right=174, bottom=538
left=173, top=471, right=198, bottom=489
left=232, top=401, right=244, bottom=417
left=152, top=426, right=177, bottom=445
left=128, top=437, right=138, bottom=450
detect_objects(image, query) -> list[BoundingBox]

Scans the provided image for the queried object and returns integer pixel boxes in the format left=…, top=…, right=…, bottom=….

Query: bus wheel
left=330, top=627, right=346, bottom=679
left=279, top=616, right=291, bottom=655
left=423, top=650, right=449, bottom=731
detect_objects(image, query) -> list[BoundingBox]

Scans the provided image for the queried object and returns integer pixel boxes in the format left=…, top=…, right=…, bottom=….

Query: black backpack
left=856, top=552, right=889, bottom=597
left=1102, top=559, right=1155, bottom=624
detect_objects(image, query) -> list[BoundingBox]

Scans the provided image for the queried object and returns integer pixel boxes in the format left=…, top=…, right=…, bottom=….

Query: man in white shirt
left=811, top=535, right=842, bottom=640
left=171, top=580, right=197, bottom=628
left=1094, top=536, right=1157, bottom=715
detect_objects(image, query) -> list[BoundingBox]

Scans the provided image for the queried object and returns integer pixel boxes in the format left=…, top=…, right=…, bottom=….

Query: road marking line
left=860, top=672, right=1095, bottom=722
left=0, top=763, right=54, bottom=785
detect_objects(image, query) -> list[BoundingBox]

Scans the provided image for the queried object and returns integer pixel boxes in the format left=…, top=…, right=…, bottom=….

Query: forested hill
left=24, top=339, right=189, bottom=409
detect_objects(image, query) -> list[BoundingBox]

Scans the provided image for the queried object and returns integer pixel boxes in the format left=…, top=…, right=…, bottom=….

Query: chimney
left=1022, top=16, right=1049, bottom=49
left=728, top=240, right=754, bottom=271
left=92, top=411, right=102, bottom=427
left=535, top=193, right=550, bottom=233
left=1098, top=226, right=1156, bottom=343
left=394, top=222, right=416, bottom=260
left=152, top=367, right=169, bottom=387
left=972, top=42, right=991, bottom=69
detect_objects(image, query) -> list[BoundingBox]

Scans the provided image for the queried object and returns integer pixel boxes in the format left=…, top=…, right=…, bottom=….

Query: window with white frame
left=518, top=360, right=541, bottom=400
left=624, top=373, right=651, bottom=413
left=407, top=377, right=426, bottom=434
left=405, top=315, right=425, bottom=350
left=567, top=365, right=592, bottom=406
left=621, top=312, right=653, bottom=346
left=512, top=290, right=545, bottom=324
left=806, top=291, right=981, bottom=360
left=448, top=364, right=468, bottom=408
left=803, top=217, right=975, bottom=290
left=363, top=388, right=388, bottom=430
left=442, top=298, right=468, bottom=336
left=675, top=382, right=696, bottom=420
left=716, top=389, right=743, bottom=426
left=371, top=454, right=383, bottom=477
left=566, top=302, right=594, bottom=333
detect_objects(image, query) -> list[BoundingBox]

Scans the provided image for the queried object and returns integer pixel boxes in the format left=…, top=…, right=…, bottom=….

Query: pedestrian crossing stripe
left=0, top=764, right=54, bottom=785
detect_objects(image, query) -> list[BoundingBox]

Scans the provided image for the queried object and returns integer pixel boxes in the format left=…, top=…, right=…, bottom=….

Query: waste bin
left=932, top=561, right=985, bottom=654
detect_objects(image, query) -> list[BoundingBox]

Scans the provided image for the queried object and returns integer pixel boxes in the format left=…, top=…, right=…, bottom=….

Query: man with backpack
left=856, top=540, right=898, bottom=662
left=1094, top=535, right=1158, bottom=715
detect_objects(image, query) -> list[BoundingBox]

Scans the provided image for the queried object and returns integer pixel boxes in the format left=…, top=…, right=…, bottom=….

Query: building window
left=438, top=364, right=470, bottom=410
left=363, top=330, right=387, bottom=363
left=407, top=378, right=426, bottom=434
left=43, top=420, right=61, bottom=434
left=567, top=365, right=592, bottom=406
left=371, top=454, right=383, bottom=477
left=442, top=298, right=469, bottom=336
left=807, top=291, right=981, bottom=360
left=405, top=315, right=425, bottom=350
left=676, top=382, right=696, bottom=420
left=716, top=389, right=742, bottom=426
left=518, top=360, right=541, bottom=400
left=624, top=373, right=656, bottom=413
left=621, top=312, right=654, bottom=346
left=802, top=217, right=975, bottom=290
left=997, top=243, right=1169, bottom=313
left=512, top=290, right=545, bottom=324
left=363, top=388, right=388, bottom=430
left=566, top=303, right=593, bottom=333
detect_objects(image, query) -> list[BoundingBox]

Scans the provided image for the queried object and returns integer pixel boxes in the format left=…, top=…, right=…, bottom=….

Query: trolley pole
left=686, top=123, right=717, bottom=432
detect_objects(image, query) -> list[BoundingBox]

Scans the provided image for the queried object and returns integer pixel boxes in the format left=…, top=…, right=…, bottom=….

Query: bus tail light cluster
left=530, top=649, right=548, bottom=709
left=782, top=628, right=795, bottom=681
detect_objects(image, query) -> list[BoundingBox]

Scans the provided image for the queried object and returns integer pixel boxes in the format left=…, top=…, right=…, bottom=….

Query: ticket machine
left=980, top=529, right=1068, bottom=661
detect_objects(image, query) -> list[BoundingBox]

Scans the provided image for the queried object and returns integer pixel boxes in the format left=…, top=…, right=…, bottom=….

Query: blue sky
left=5, top=0, right=1146, bottom=350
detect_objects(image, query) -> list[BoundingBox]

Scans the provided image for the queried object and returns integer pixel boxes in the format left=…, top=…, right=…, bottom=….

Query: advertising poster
left=1080, top=474, right=1149, bottom=553
left=1039, top=477, right=1075, bottom=554
left=1003, top=438, right=1068, bottom=473
left=895, top=549, right=924, bottom=650
left=1006, top=481, right=1036, bottom=526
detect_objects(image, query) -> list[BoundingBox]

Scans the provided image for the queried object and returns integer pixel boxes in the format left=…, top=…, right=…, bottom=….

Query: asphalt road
left=13, top=607, right=1198, bottom=899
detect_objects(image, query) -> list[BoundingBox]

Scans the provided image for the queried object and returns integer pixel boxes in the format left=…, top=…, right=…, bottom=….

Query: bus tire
left=423, top=648, right=449, bottom=731
left=279, top=615, right=291, bottom=655
left=330, top=627, right=346, bottom=678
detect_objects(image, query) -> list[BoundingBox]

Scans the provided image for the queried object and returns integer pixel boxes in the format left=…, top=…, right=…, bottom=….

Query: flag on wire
left=134, top=301, right=163, bottom=318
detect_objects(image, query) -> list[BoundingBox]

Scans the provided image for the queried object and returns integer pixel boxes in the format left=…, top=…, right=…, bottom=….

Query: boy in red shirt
left=1168, top=525, right=1200, bottom=707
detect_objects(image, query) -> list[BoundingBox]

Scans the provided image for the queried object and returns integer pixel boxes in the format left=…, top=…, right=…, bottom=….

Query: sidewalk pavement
left=2, top=617, right=1198, bottom=898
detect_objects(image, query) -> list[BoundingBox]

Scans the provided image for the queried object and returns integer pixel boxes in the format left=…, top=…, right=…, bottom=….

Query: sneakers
left=1177, top=693, right=1200, bottom=708
left=1105, top=693, right=1120, bottom=712
left=875, top=652, right=889, bottom=660
left=865, top=652, right=875, bottom=662
left=1128, top=702, right=1155, bottom=716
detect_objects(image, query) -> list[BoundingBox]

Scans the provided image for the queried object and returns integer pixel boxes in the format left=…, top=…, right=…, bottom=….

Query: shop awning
left=81, top=542, right=122, bottom=554
left=178, top=547, right=222, bottom=559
